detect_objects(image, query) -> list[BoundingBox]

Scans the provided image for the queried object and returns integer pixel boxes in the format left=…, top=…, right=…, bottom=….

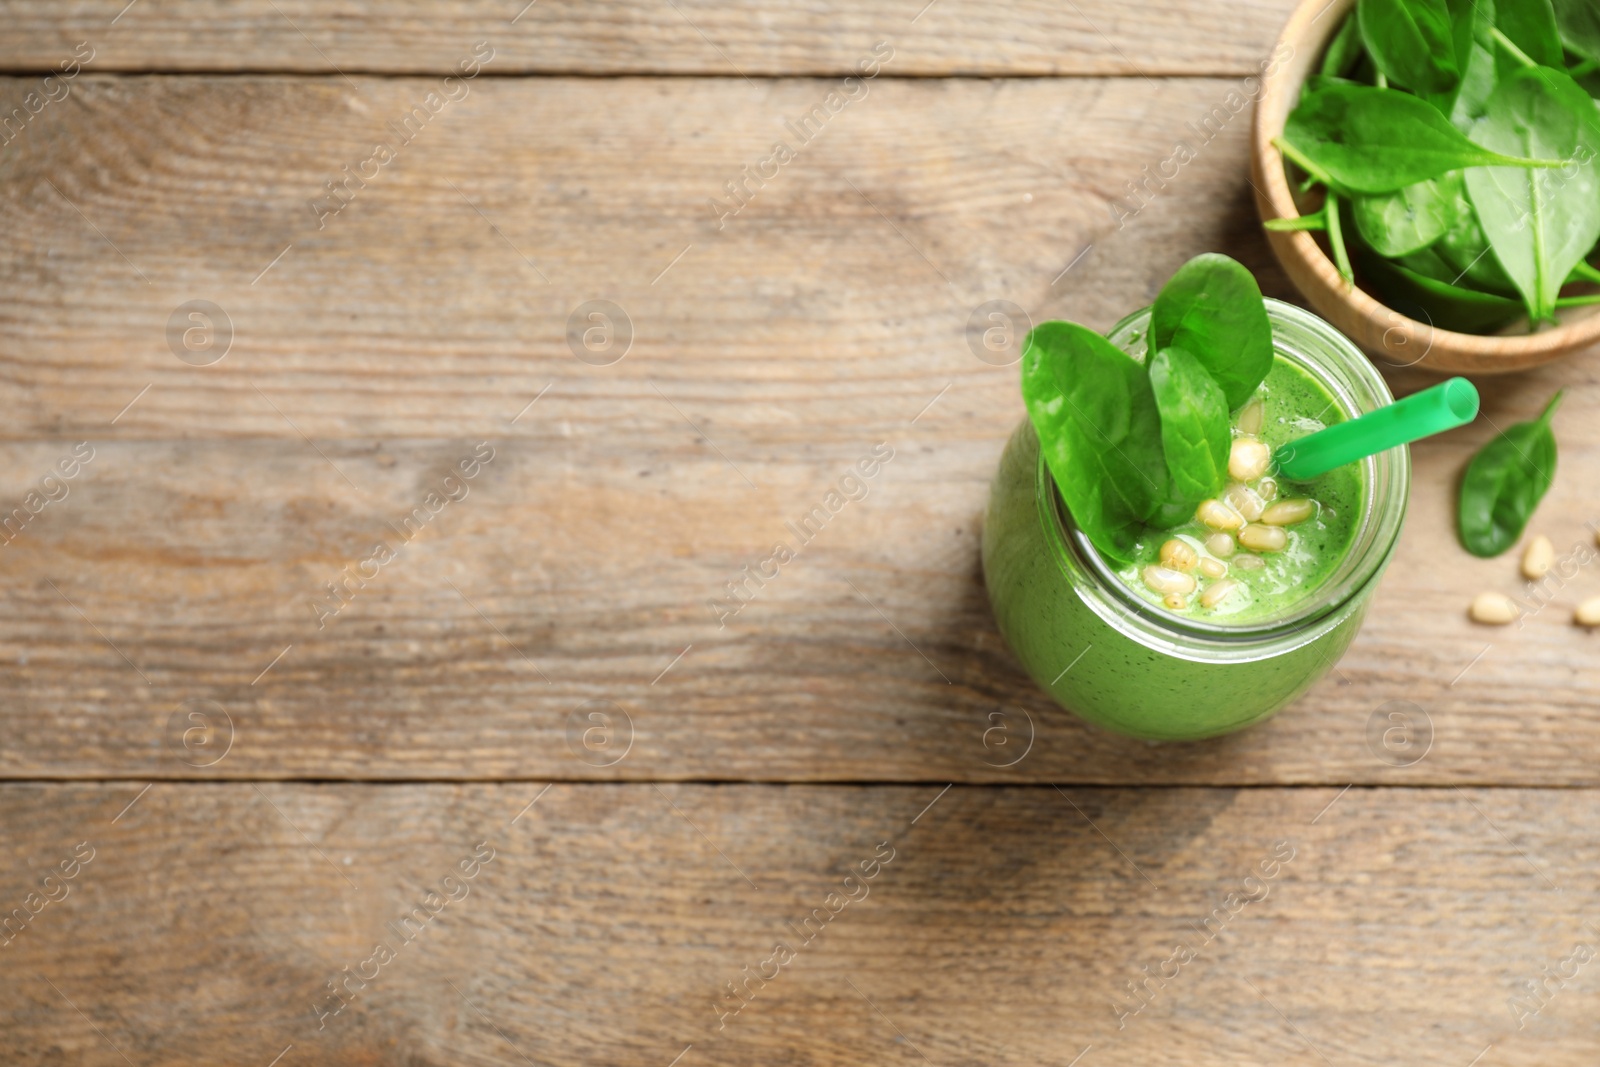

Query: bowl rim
left=1252, top=0, right=1600, bottom=364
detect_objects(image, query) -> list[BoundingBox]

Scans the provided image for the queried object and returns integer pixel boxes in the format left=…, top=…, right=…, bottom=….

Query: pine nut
left=1261, top=499, right=1317, bottom=526
left=1237, top=397, right=1265, bottom=436
left=1197, top=499, right=1244, bottom=531
left=1233, top=554, right=1265, bottom=570
left=1200, top=578, right=1240, bottom=609
left=1228, top=437, right=1272, bottom=482
left=1257, top=476, right=1279, bottom=502
left=1199, top=558, right=1227, bottom=579
left=1224, top=483, right=1266, bottom=522
left=1238, top=524, right=1288, bottom=553
left=1160, top=538, right=1199, bottom=572
left=1522, top=535, right=1554, bottom=580
left=1204, top=532, right=1236, bottom=558
left=1469, top=592, right=1519, bottom=625
left=1576, top=596, right=1600, bottom=627
left=1142, top=565, right=1197, bottom=596
left=1163, top=592, right=1188, bottom=611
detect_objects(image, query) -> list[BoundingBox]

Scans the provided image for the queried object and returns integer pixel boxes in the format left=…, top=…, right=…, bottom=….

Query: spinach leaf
left=1458, top=390, right=1563, bottom=557
left=1555, top=0, right=1600, bottom=63
left=1323, top=14, right=1367, bottom=79
left=1144, top=486, right=1199, bottom=531
left=1428, top=180, right=1521, bottom=295
left=1392, top=243, right=1459, bottom=282
left=1148, top=347, right=1230, bottom=503
left=1353, top=171, right=1466, bottom=256
left=1303, top=72, right=1362, bottom=96
left=1465, top=66, right=1600, bottom=322
left=1021, top=322, right=1167, bottom=562
left=1281, top=81, right=1563, bottom=193
left=1447, top=0, right=1500, bottom=127
left=1358, top=247, right=1525, bottom=333
left=1494, top=0, right=1564, bottom=73
left=1150, top=254, right=1274, bottom=410
left=1576, top=65, right=1600, bottom=101
left=1357, top=0, right=1460, bottom=97
left=1349, top=51, right=1384, bottom=87
left=1389, top=182, right=1518, bottom=295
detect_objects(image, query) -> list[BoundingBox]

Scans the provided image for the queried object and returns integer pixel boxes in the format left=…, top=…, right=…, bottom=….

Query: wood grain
left=1, top=422, right=1598, bottom=785
left=1, top=75, right=1598, bottom=784
left=0, top=74, right=1290, bottom=441
left=0, top=0, right=1297, bottom=76
left=2, top=782, right=1593, bottom=1066
left=6, top=9, right=1597, bottom=1065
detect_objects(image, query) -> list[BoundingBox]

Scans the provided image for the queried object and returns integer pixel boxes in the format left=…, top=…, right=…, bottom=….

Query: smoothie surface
left=1109, top=355, right=1365, bottom=624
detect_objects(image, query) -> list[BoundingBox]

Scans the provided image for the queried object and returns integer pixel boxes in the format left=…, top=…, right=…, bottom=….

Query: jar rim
left=1035, top=298, right=1411, bottom=647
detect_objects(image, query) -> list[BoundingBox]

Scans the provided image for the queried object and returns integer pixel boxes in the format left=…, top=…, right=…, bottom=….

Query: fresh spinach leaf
left=1358, top=0, right=1460, bottom=97
left=1303, top=72, right=1362, bottom=96
left=1447, top=0, right=1500, bottom=127
left=1575, top=64, right=1600, bottom=100
left=1555, top=0, right=1600, bottom=63
left=1281, top=81, right=1563, bottom=193
left=1444, top=0, right=1481, bottom=69
left=1323, top=14, right=1367, bottom=79
left=1353, top=171, right=1466, bottom=256
left=1150, top=254, right=1274, bottom=410
left=1458, top=390, right=1563, bottom=557
left=1021, top=322, right=1167, bottom=562
left=1494, top=0, right=1564, bottom=72
left=1144, top=486, right=1199, bottom=531
left=1465, top=66, right=1600, bottom=321
left=1358, top=247, right=1526, bottom=332
left=1148, top=347, right=1230, bottom=503
left=1349, top=51, right=1385, bottom=87
left=1356, top=181, right=1517, bottom=297
left=1427, top=180, right=1521, bottom=294
left=1392, top=242, right=1459, bottom=282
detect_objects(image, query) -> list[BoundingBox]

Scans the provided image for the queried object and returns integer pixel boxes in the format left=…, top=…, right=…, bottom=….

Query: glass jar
left=981, top=299, right=1409, bottom=740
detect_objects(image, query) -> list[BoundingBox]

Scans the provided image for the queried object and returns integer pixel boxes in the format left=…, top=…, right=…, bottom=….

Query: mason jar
left=981, top=299, right=1409, bottom=740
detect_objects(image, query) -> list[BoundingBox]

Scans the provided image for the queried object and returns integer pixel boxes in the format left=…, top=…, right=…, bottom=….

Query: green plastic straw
left=1273, top=377, right=1479, bottom=481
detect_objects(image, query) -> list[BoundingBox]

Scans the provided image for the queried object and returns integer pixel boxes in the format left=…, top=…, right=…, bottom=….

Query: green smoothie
left=1112, top=358, right=1364, bottom=624
left=981, top=299, right=1408, bottom=741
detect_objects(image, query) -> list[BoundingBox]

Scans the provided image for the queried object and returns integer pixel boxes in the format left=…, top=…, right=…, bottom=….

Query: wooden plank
left=1, top=76, right=1597, bottom=783
left=1, top=782, right=1593, bottom=1065
left=0, top=0, right=1297, bottom=76
left=0, top=74, right=1293, bottom=441
left=2, top=419, right=1600, bottom=785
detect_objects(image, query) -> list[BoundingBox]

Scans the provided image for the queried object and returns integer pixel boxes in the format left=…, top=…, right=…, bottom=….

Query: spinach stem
left=1324, top=190, right=1354, bottom=287
left=1526, top=165, right=1551, bottom=322
left=1272, top=136, right=1336, bottom=190
left=1264, top=210, right=1328, bottom=232
left=1375, top=72, right=1388, bottom=90
left=1570, top=58, right=1599, bottom=78
left=1556, top=295, right=1600, bottom=308
left=1570, top=261, right=1600, bottom=285
left=1539, top=390, right=1566, bottom=424
left=1489, top=27, right=1537, bottom=70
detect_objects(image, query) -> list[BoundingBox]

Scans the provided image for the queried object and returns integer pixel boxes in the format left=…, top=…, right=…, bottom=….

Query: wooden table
left=2, top=2, right=1597, bottom=1064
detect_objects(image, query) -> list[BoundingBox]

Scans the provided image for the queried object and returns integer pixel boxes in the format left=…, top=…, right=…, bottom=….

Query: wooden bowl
left=1251, top=0, right=1600, bottom=375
